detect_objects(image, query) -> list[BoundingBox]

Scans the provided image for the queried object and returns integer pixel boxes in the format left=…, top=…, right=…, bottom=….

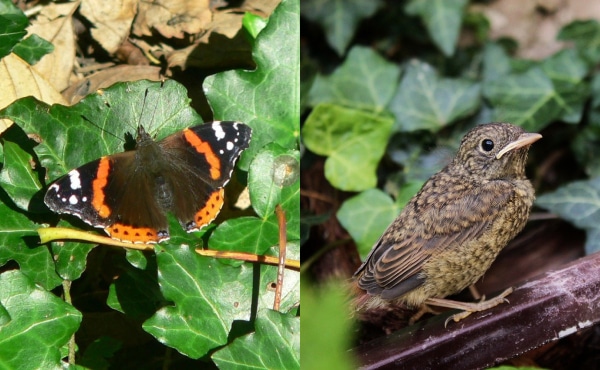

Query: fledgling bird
left=353, top=123, right=541, bottom=325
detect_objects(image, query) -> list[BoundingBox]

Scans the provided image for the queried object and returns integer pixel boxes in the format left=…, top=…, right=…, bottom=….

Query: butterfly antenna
left=137, top=85, right=164, bottom=138
left=81, top=115, right=122, bottom=142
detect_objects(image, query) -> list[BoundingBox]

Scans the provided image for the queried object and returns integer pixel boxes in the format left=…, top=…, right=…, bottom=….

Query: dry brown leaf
left=242, top=0, right=281, bottom=17
left=472, top=0, right=600, bottom=60
left=79, top=0, right=137, bottom=54
left=62, top=65, right=163, bottom=105
left=0, top=53, right=67, bottom=133
left=133, top=0, right=212, bottom=39
left=27, top=1, right=79, bottom=92
left=203, top=10, right=244, bottom=41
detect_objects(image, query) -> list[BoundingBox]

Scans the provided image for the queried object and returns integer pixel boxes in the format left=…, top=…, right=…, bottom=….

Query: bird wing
left=355, top=179, right=514, bottom=300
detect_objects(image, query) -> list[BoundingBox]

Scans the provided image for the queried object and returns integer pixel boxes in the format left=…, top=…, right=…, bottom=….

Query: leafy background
left=301, top=0, right=600, bottom=369
left=0, top=0, right=299, bottom=368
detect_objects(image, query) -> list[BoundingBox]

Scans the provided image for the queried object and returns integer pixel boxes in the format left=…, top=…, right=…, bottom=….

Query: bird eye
left=481, top=139, right=494, bottom=152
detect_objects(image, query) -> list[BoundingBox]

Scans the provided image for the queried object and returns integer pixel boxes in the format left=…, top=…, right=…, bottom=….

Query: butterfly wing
left=45, top=151, right=171, bottom=243
left=158, top=121, right=252, bottom=231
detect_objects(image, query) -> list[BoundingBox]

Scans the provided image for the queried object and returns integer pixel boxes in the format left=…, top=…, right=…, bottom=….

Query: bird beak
left=496, top=132, right=542, bottom=159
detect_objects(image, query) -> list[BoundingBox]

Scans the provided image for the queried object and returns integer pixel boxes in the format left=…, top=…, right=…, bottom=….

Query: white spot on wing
left=68, top=170, right=82, bottom=190
left=226, top=141, right=234, bottom=151
left=212, top=122, right=225, bottom=140
left=69, top=195, right=78, bottom=205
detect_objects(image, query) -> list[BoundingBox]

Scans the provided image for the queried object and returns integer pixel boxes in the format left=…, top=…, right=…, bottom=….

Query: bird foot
left=424, top=287, right=514, bottom=327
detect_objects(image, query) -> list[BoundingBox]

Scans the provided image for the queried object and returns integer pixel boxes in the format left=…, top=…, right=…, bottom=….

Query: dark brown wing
left=355, top=177, right=513, bottom=300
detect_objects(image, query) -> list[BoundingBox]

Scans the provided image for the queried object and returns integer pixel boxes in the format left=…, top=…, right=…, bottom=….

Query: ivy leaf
left=209, top=215, right=280, bottom=256
left=0, top=133, right=43, bottom=211
left=0, top=201, right=61, bottom=290
left=0, top=5, right=28, bottom=60
left=248, top=144, right=300, bottom=218
left=0, top=270, right=82, bottom=369
left=12, top=34, right=54, bottom=65
left=405, top=0, right=468, bottom=56
left=212, top=310, right=300, bottom=369
left=337, top=189, right=400, bottom=259
left=482, top=42, right=511, bottom=84
left=107, top=255, right=165, bottom=320
left=302, top=103, right=393, bottom=191
left=536, top=177, right=600, bottom=254
left=540, top=49, right=589, bottom=124
left=301, top=0, right=382, bottom=56
left=558, top=19, right=600, bottom=65
left=483, top=67, right=563, bottom=132
left=204, top=0, right=299, bottom=170
left=389, top=60, right=481, bottom=132
left=308, top=46, right=401, bottom=111
left=142, top=245, right=255, bottom=359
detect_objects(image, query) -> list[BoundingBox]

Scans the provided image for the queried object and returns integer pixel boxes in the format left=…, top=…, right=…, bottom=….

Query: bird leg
left=468, top=285, right=482, bottom=300
left=424, top=287, right=514, bottom=327
left=408, top=304, right=441, bottom=325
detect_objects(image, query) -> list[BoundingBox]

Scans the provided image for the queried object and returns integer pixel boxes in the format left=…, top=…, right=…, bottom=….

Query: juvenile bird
left=353, top=123, right=541, bottom=325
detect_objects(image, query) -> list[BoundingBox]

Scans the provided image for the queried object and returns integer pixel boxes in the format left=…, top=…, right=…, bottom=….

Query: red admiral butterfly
left=44, top=121, right=252, bottom=244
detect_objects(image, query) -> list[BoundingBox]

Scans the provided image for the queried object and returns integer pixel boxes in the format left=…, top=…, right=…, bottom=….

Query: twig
left=62, top=280, right=76, bottom=365
left=38, top=227, right=300, bottom=270
left=274, top=204, right=287, bottom=311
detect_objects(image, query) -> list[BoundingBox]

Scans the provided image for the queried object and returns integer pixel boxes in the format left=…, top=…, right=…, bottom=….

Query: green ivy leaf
left=301, top=0, right=382, bottom=56
left=0, top=270, right=82, bottom=369
left=142, top=245, right=254, bottom=359
left=302, top=103, right=393, bottom=191
left=107, top=255, right=165, bottom=320
left=209, top=215, right=280, bottom=257
left=0, top=5, right=28, bottom=60
left=483, top=67, right=563, bottom=132
left=536, top=177, right=600, bottom=254
left=204, top=0, right=300, bottom=170
left=78, top=336, right=122, bottom=370
left=212, top=309, right=299, bottom=369
left=308, top=46, right=401, bottom=111
left=482, top=42, right=511, bottom=84
left=558, top=19, right=600, bottom=65
left=248, top=144, right=300, bottom=218
left=51, top=239, right=95, bottom=281
left=405, top=0, right=468, bottom=56
left=540, top=49, right=589, bottom=124
left=0, top=135, right=43, bottom=211
left=12, top=34, right=54, bottom=65
left=243, top=12, right=268, bottom=39
left=389, top=60, right=481, bottom=132
left=337, top=189, right=400, bottom=259
left=0, top=201, right=61, bottom=290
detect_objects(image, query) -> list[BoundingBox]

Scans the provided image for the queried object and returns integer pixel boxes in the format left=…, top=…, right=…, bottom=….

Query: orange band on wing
left=92, top=157, right=112, bottom=218
left=106, top=223, right=164, bottom=244
left=183, top=128, right=221, bottom=180
left=193, top=188, right=225, bottom=229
